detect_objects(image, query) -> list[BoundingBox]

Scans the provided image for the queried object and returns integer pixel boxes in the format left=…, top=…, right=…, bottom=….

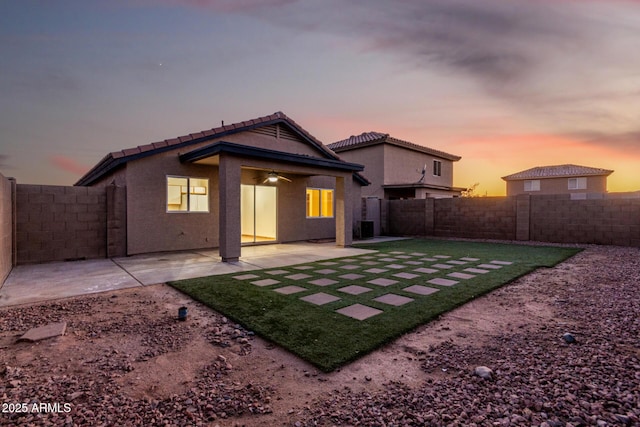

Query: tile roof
left=501, top=164, right=614, bottom=181
left=328, top=132, right=461, bottom=161
left=76, top=111, right=359, bottom=186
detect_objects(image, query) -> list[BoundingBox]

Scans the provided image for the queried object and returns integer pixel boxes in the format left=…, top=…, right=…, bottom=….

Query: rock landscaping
left=0, top=244, right=638, bottom=426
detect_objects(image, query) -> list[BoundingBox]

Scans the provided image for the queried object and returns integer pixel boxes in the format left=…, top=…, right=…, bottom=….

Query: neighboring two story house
left=502, top=164, right=614, bottom=199
left=328, top=132, right=464, bottom=200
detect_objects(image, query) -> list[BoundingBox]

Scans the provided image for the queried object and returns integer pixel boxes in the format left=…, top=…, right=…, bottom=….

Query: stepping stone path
left=232, top=251, right=515, bottom=321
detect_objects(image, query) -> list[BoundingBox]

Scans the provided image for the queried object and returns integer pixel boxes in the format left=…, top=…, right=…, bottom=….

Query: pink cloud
left=49, top=156, right=90, bottom=176
left=163, top=0, right=297, bottom=13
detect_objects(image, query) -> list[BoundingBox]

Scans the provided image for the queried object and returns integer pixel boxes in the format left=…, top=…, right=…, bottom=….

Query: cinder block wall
left=530, top=195, right=640, bottom=246
left=386, top=195, right=640, bottom=247
left=0, top=173, right=14, bottom=283
left=16, top=184, right=107, bottom=264
left=433, top=197, right=517, bottom=240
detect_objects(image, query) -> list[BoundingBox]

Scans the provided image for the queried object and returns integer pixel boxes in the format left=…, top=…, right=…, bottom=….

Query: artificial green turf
left=169, top=239, right=581, bottom=372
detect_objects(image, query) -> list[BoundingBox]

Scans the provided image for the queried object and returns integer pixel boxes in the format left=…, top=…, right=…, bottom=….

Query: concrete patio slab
left=309, top=278, right=338, bottom=287
left=300, top=292, right=340, bottom=305
left=403, top=285, right=440, bottom=296
left=374, top=294, right=414, bottom=306
left=274, top=285, right=307, bottom=295
left=367, top=278, right=398, bottom=287
left=337, top=285, right=372, bottom=295
left=448, top=272, right=475, bottom=280
left=251, top=278, right=280, bottom=287
left=336, top=304, right=382, bottom=320
left=428, top=278, right=459, bottom=287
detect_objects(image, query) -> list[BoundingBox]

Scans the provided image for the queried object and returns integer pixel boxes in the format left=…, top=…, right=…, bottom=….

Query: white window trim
left=524, top=180, right=540, bottom=192
left=167, top=175, right=210, bottom=213
left=568, top=177, right=587, bottom=190
left=433, top=160, right=442, bottom=177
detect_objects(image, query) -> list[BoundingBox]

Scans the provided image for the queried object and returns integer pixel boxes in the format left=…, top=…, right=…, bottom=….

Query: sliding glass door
left=240, top=185, right=277, bottom=243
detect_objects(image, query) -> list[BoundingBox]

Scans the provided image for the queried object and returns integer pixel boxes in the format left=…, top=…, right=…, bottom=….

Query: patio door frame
left=240, top=184, right=277, bottom=244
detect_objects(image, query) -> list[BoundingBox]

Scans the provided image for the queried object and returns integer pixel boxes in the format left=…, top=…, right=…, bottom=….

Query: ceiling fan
left=263, top=171, right=291, bottom=184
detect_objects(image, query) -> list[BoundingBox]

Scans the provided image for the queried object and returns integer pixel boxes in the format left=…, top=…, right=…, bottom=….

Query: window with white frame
left=306, top=188, right=334, bottom=218
left=568, top=177, right=587, bottom=190
left=167, top=176, right=209, bottom=212
left=524, top=180, right=540, bottom=192
left=433, top=160, right=442, bottom=176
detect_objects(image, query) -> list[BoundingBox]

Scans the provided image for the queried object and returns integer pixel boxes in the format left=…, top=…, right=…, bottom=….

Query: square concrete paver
left=433, top=255, right=451, bottom=259
left=309, top=278, right=338, bottom=287
left=395, top=255, right=412, bottom=259
left=404, top=261, right=423, bottom=265
left=428, top=277, right=459, bottom=286
left=361, top=261, right=380, bottom=266
left=233, top=274, right=260, bottom=280
left=385, top=264, right=406, bottom=269
left=285, top=273, right=312, bottom=280
left=340, top=265, right=361, bottom=270
left=368, top=278, right=398, bottom=287
left=420, top=258, right=437, bottom=262
left=265, top=269, right=289, bottom=275
left=432, top=263, right=453, bottom=269
left=336, top=304, right=383, bottom=320
left=464, top=268, right=490, bottom=274
left=318, top=261, right=338, bottom=266
left=446, top=260, right=467, bottom=265
left=410, top=252, right=427, bottom=256
left=491, top=260, right=513, bottom=265
left=414, top=267, right=438, bottom=274
left=293, top=265, right=314, bottom=270
left=404, top=285, right=439, bottom=296
left=389, top=251, right=406, bottom=254
left=374, top=294, right=414, bottom=306
left=339, top=273, right=365, bottom=280
left=301, top=292, right=341, bottom=305
left=315, top=269, right=337, bottom=275
left=251, top=278, right=281, bottom=287
left=338, top=285, right=372, bottom=295
left=274, top=285, right=307, bottom=295
left=379, top=257, right=397, bottom=262
left=478, top=264, right=502, bottom=269
left=339, top=258, right=359, bottom=262
left=365, top=268, right=388, bottom=274
left=393, top=272, right=419, bottom=280
left=448, top=272, right=475, bottom=280
left=461, top=257, right=480, bottom=262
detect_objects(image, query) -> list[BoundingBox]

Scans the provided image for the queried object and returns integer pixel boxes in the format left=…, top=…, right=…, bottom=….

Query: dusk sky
left=1, top=0, right=639, bottom=195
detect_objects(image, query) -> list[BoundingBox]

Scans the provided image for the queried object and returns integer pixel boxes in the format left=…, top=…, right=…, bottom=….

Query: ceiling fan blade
left=278, top=175, right=292, bottom=182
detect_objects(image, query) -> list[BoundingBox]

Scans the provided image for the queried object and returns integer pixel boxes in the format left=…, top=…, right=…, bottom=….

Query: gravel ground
left=1, top=244, right=639, bottom=426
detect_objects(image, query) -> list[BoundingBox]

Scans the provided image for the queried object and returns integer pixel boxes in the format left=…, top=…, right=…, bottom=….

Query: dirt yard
left=1, top=244, right=638, bottom=426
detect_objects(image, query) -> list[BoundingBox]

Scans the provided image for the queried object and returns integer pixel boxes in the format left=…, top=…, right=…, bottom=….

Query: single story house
left=76, top=112, right=367, bottom=262
left=501, top=164, right=614, bottom=198
left=328, top=132, right=464, bottom=200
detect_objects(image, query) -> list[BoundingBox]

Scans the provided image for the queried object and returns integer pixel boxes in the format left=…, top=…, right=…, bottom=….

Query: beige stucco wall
left=117, top=129, right=359, bottom=255
left=506, top=176, right=608, bottom=196
left=336, top=145, right=385, bottom=199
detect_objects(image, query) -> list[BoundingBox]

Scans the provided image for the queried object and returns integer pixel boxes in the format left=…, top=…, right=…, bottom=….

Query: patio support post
left=335, top=174, right=353, bottom=247
left=218, top=155, right=241, bottom=262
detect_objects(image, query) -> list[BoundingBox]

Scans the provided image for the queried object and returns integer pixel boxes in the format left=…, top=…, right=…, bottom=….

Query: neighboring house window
left=306, top=188, right=334, bottom=218
left=167, top=176, right=209, bottom=212
left=433, top=160, right=442, bottom=176
left=568, top=177, right=587, bottom=190
left=524, top=180, right=540, bottom=192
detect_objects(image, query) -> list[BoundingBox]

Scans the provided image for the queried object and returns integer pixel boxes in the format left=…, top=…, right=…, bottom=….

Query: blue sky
left=1, top=0, right=639, bottom=194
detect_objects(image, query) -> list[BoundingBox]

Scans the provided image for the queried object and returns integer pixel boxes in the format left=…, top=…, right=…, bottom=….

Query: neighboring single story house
left=328, top=132, right=464, bottom=200
left=501, top=164, right=614, bottom=198
left=76, top=112, right=367, bottom=262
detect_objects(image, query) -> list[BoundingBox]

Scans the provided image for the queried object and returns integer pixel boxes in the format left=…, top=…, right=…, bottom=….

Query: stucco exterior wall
left=0, top=173, right=14, bottom=284
left=335, top=145, right=385, bottom=199
left=383, top=144, right=454, bottom=190
left=506, top=175, right=608, bottom=196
